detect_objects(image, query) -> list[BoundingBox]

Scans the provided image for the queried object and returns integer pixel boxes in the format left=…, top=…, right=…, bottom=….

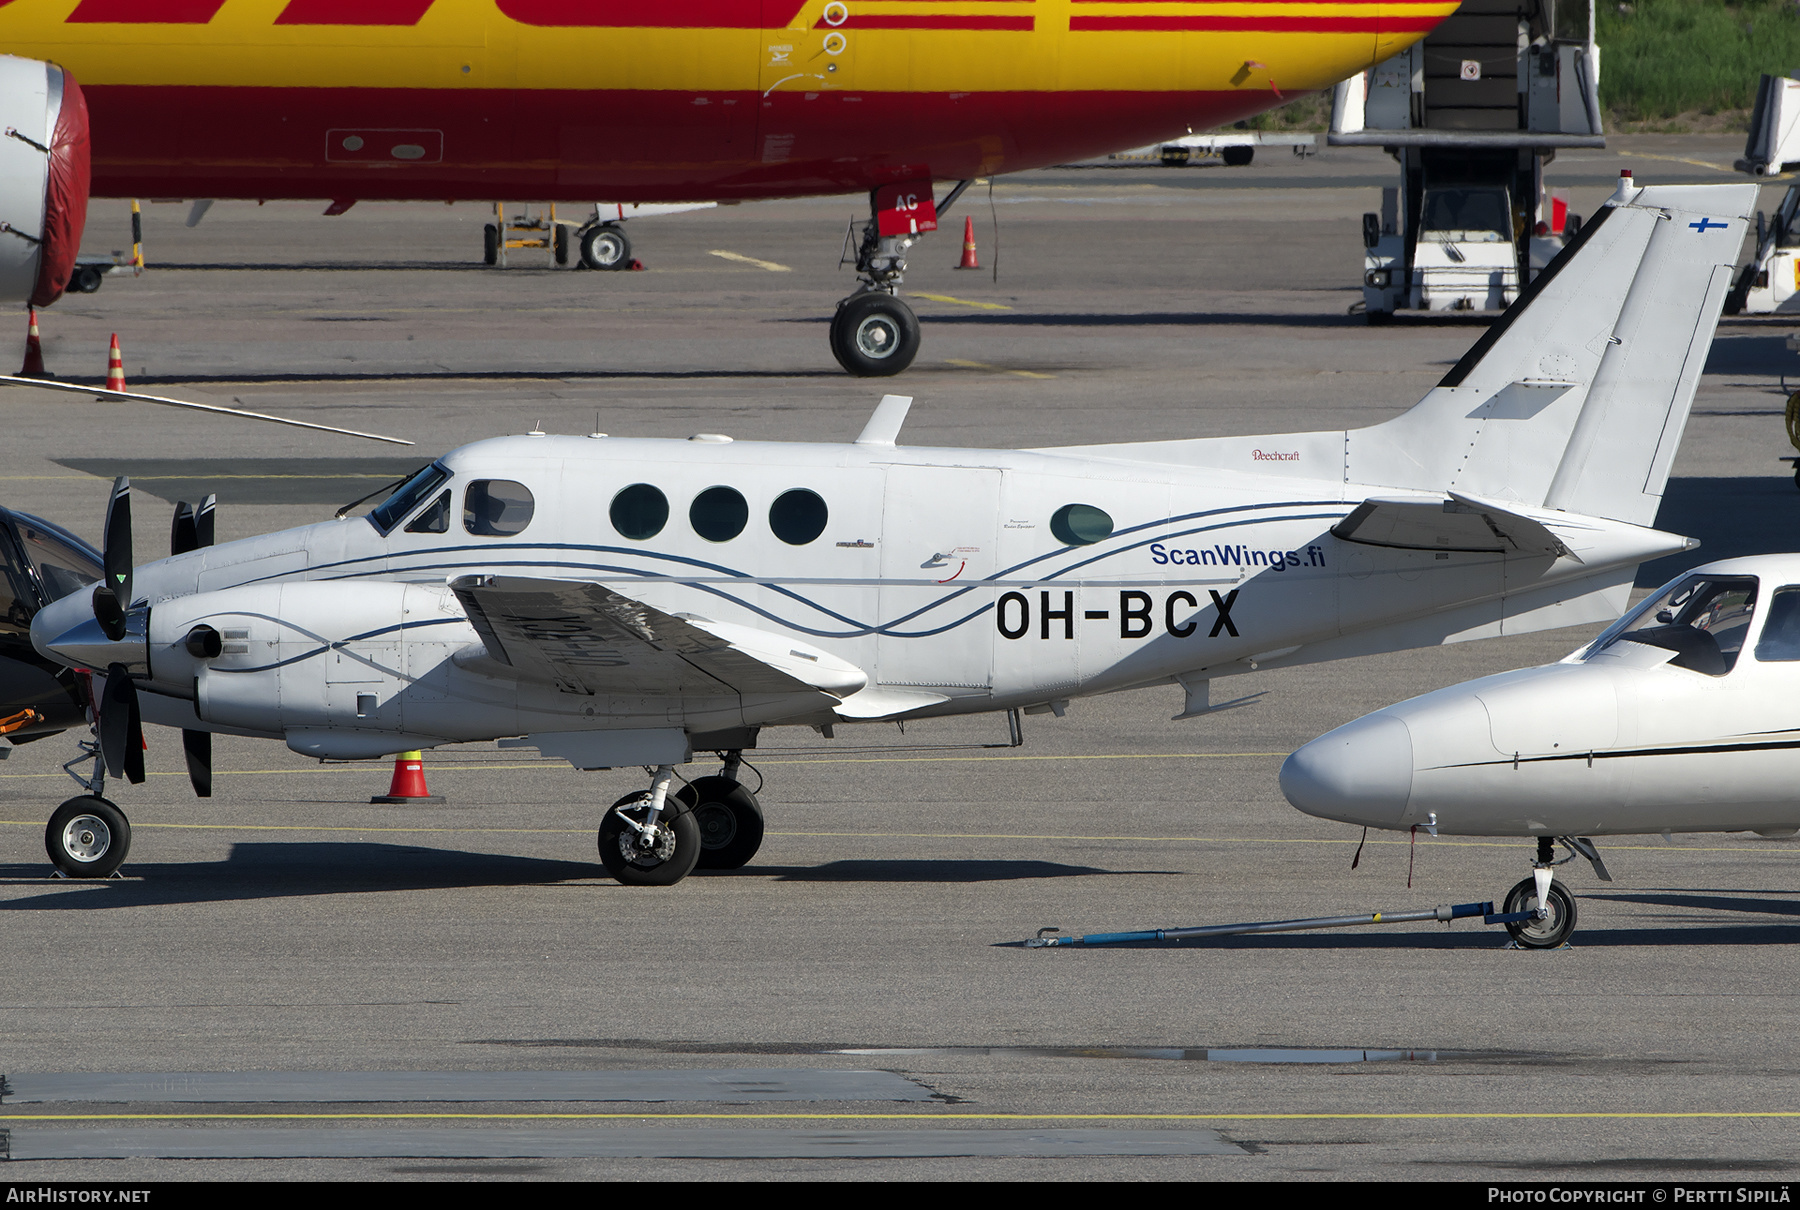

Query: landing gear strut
left=1501, top=836, right=1606, bottom=949
left=830, top=179, right=969, bottom=377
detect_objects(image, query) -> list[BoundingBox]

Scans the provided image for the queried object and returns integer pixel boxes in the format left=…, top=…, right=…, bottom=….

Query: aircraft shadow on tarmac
left=0, top=847, right=1155, bottom=906
left=0, top=842, right=601, bottom=909
left=763, top=858, right=1167, bottom=883
left=1641, top=475, right=1800, bottom=586
left=1702, top=331, right=1796, bottom=378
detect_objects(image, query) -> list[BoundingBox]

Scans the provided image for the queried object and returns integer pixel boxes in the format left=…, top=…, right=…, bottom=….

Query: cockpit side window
left=1591, top=574, right=1759, bottom=675
left=404, top=490, right=451, bottom=535
left=12, top=516, right=101, bottom=604
left=0, top=525, right=38, bottom=636
left=369, top=462, right=451, bottom=535
left=1755, top=586, right=1800, bottom=662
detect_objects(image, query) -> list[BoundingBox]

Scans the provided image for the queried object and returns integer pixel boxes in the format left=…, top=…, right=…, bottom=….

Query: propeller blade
left=171, top=501, right=196, bottom=556
left=100, top=663, right=144, bottom=785
left=195, top=493, right=216, bottom=548
left=182, top=728, right=212, bottom=798
left=93, top=476, right=133, bottom=642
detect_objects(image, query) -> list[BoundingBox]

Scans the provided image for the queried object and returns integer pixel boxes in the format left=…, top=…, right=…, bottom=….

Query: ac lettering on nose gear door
left=997, top=589, right=1242, bottom=640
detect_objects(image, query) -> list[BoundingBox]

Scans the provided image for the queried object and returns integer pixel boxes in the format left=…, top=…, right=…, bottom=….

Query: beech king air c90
left=0, top=1, right=1456, bottom=374
left=22, top=181, right=1754, bottom=888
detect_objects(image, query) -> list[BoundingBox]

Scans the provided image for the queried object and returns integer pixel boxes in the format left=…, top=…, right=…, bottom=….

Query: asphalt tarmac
left=2, top=136, right=1798, bottom=1182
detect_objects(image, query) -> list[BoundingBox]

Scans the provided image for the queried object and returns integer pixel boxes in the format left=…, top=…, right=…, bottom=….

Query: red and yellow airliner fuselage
left=0, top=0, right=1453, bottom=201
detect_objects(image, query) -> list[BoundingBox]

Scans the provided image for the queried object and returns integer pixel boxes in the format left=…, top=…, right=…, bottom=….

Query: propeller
left=91, top=476, right=132, bottom=641
left=170, top=493, right=215, bottom=556
left=170, top=496, right=217, bottom=796
left=99, top=661, right=144, bottom=785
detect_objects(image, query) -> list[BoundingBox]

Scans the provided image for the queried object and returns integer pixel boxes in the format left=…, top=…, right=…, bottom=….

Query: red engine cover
left=31, top=68, right=90, bottom=308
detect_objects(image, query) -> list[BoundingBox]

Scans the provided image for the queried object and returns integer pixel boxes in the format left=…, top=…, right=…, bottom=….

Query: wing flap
left=449, top=575, right=866, bottom=698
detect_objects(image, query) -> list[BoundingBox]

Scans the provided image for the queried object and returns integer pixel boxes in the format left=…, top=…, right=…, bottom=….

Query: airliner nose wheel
left=579, top=224, right=631, bottom=271
left=830, top=293, right=920, bottom=377
left=597, top=769, right=701, bottom=886
left=46, top=796, right=131, bottom=878
left=678, top=775, right=766, bottom=870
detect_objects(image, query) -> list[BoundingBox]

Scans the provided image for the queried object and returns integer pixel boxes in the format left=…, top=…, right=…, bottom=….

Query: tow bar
left=1025, top=900, right=1541, bottom=947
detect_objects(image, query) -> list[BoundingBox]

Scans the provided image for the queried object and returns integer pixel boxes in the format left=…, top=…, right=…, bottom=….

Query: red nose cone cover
left=31, top=67, right=91, bottom=309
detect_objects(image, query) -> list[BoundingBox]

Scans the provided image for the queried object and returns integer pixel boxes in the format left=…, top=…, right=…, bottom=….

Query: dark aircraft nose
left=1280, top=713, right=1415, bottom=828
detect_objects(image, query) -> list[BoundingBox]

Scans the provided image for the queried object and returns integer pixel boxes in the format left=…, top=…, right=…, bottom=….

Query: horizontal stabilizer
left=1333, top=493, right=1577, bottom=559
left=450, top=575, right=867, bottom=699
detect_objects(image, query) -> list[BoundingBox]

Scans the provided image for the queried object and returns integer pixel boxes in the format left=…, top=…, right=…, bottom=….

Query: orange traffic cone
left=954, top=215, right=980, bottom=270
left=371, top=750, right=444, bottom=804
left=105, top=333, right=126, bottom=392
left=19, top=307, right=47, bottom=378
left=627, top=258, right=646, bottom=271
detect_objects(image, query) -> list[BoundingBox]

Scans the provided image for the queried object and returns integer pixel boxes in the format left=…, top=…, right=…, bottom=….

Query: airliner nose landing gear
left=830, top=179, right=968, bottom=377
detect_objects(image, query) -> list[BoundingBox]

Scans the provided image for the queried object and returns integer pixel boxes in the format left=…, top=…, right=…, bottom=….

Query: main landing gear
left=597, top=751, right=766, bottom=886
left=1500, top=836, right=1610, bottom=949
left=830, top=180, right=971, bottom=378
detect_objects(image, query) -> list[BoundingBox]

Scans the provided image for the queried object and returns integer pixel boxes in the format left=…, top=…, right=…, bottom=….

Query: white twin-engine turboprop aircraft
left=27, top=182, right=1755, bottom=888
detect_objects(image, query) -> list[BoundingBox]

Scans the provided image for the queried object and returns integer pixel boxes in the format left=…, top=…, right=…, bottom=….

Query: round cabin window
left=610, top=483, right=669, bottom=540
left=690, top=485, right=749, bottom=542
left=769, top=489, right=828, bottom=545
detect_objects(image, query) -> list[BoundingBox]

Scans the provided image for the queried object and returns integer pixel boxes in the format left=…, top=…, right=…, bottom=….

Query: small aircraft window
left=12, top=515, right=100, bottom=603
left=369, top=462, right=450, bottom=534
left=1755, top=587, right=1800, bottom=662
left=769, top=489, right=828, bottom=545
left=1050, top=503, right=1114, bottom=546
left=405, top=490, right=451, bottom=534
left=611, top=484, right=669, bottom=540
left=1594, top=574, right=1758, bottom=675
left=690, top=486, right=748, bottom=543
left=464, top=480, right=534, bottom=536
left=0, top=528, right=37, bottom=635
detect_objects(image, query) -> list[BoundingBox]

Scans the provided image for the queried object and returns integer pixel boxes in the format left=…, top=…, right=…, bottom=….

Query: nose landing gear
left=829, top=179, right=969, bottom=377
left=1501, top=836, right=1608, bottom=949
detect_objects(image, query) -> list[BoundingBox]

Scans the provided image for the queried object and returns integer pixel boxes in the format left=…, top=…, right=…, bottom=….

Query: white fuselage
left=31, top=432, right=1684, bottom=760
left=1282, top=555, right=1800, bottom=838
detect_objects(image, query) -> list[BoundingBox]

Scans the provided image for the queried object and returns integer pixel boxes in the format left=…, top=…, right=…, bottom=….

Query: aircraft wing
left=448, top=574, right=867, bottom=699
left=1332, top=492, right=1577, bottom=560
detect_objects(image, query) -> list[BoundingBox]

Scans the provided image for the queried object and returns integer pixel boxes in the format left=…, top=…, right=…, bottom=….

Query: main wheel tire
left=1221, top=145, right=1254, bottom=166
left=597, top=790, right=701, bottom=886
left=482, top=223, right=499, bottom=266
left=678, top=776, right=766, bottom=871
left=46, top=796, right=131, bottom=878
left=1502, top=876, right=1578, bottom=949
left=830, top=293, right=920, bottom=377
left=580, top=225, right=631, bottom=271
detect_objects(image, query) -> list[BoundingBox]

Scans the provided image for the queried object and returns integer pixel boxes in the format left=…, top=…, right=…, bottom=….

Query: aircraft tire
left=1502, top=876, right=1577, bottom=949
left=580, top=224, right=631, bottom=271
left=554, top=223, right=570, bottom=266
left=679, top=776, right=765, bottom=871
left=831, top=293, right=919, bottom=377
left=483, top=223, right=498, bottom=266
left=598, top=790, right=701, bottom=886
left=45, top=795, right=130, bottom=879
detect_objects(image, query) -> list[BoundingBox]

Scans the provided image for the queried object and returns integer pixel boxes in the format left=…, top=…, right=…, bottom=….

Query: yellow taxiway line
left=707, top=250, right=791, bottom=272
left=946, top=358, right=1054, bottom=379
left=910, top=293, right=1010, bottom=311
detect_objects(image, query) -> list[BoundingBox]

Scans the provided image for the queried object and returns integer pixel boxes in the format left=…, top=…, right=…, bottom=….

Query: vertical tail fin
left=1347, top=183, right=1756, bottom=526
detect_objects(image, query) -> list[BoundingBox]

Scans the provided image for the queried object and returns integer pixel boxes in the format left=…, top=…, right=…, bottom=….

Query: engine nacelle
left=0, top=56, right=89, bottom=309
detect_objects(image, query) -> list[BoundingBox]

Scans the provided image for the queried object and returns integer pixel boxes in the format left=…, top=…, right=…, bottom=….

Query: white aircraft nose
left=1280, top=713, right=1414, bottom=827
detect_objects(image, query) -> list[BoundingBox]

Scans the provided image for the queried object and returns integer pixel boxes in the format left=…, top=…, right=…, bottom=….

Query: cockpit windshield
left=1419, top=186, right=1512, bottom=243
left=367, top=462, right=451, bottom=535
left=1583, top=574, right=1759, bottom=676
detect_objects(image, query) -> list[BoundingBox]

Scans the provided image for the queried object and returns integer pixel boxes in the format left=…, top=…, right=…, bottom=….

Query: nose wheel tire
left=580, top=225, right=631, bottom=271
left=46, top=796, right=131, bottom=878
left=831, top=293, right=920, bottom=377
left=597, top=791, right=701, bottom=886
left=677, top=776, right=766, bottom=871
left=1502, top=876, right=1577, bottom=949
